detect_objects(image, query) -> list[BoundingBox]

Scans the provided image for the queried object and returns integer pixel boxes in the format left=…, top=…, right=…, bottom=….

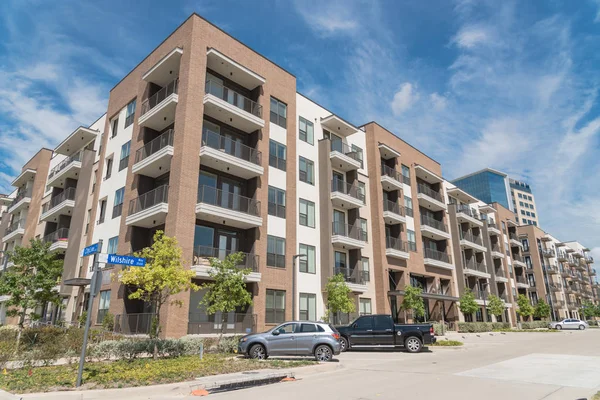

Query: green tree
left=0, top=239, right=63, bottom=342
left=516, top=294, right=534, bottom=321
left=580, top=300, right=596, bottom=319
left=458, top=290, right=479, bottom=320
left=486, top=294, right=505, bottom=319
left=199, top=252, right=253, bottom=342
left=400, top=284, right=425, bottom=322
left=324, top=273, right=355, bottom=324
left=119, top=231, right=198, bottom=355
left=533, top=300, right=551, bottom=319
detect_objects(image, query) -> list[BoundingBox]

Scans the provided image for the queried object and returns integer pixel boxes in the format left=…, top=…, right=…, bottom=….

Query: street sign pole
left=76, top=239, right=103, bottom=388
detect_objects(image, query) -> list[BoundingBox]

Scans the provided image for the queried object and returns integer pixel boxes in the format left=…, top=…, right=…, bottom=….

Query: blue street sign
left=107, top=254, right=146, bottom=267
left=82, top=242, right=100, bottom=257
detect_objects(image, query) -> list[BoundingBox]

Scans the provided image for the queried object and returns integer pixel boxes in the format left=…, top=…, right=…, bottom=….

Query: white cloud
left=292, top=0, right=359, bottom=35
left=391, top=83, right=419, bottom=116
left=452, top=26, right=490, bottom=48
left=429, top=93, right=448, bottom=111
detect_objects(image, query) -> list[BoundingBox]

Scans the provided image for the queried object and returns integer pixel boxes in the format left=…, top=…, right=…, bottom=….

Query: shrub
left=78, top=311, right=88, bottom=328
left=180, top=336, right=205, bottom=356
left=431, top=340, right=463, bottom=346
left=19, top=327, right=66, bottom=365
left=587, top=320, right=598, bottom=326
left=0, top=339, right=16, bottom=368
left=217, top=336, right=241, bottom=353
left=457, top=322, right=495, bottom=333
left=520, top=321, right=548, bottom=330
left=102, top=313, right=115, bottom=331
left=492, top=322, right=511, bottom=330
left=432, top=323, right=446, bottom=336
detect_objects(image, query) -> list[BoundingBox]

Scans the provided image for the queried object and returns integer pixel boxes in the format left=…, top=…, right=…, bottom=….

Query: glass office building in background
left=451, top=168, right=513, bottom=211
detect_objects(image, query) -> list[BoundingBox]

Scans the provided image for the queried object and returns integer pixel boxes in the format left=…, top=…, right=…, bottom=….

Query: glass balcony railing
left=205, top=79, right=262, bottom=118
left=192, top=246, right=258, bottom=272
left=381, top=164, right=403, bottom=184
left=330, top=140, right=362, bottom=166
left=332, top=222, right=368, bottom=242
left=383, top=199, right=405, bottom=216
left=334, top=266, right=369, bottom=285
left=140, top=78, right=179, bottom=116
left=197, top=185, right=260, bottom=217
left=135, top=129, right=174, bottom=164
left=202, top=129, right=262, bottom=165
left=9, top=189, right=32, bottom=208
left=42, top=228, right=69, bottom=245
left=128, top=185, right=169, bottom=215
left=331, top=179, right=364, bottom=203
left=386, top=236, right=407, bottom=252
left=5, top=219, right=26, bottom=236
left=42, top=187, right=76, bottom=215
left=420, top=215, right=447, bottom=232
left=424, top=248, right=452, bottom=264
left=48, top=151, right=82, bottom=180
left=417, top=183, right=444, bottom=203
left=460, top=231, right=483, bottom=246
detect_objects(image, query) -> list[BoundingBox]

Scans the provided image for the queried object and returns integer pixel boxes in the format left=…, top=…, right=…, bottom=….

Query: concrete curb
left=0, top=389, right=22, bottom=400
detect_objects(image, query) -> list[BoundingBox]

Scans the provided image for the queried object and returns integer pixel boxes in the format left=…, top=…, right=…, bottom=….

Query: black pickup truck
left=336, top=314, right=436, bottom=353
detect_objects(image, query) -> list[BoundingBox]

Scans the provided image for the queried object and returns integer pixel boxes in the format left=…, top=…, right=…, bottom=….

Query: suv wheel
left=314, top=345, right=333, bottom=362
left=339, top=337, right=349, bottom=352
left=579, top=325, right=585, bottom=330
left=556, top=325, right=562, bottom=330
left=405, top=336, right=423, bottom=353
left=249, top=344, right=267, bottom=360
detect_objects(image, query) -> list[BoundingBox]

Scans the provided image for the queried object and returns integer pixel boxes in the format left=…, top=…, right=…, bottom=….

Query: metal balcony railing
left=205, top=79, right=262, bottom=118
left=114, top=313, right=155, bottom=335
left=42, top=187, right=76, bottom=214
left=128, top=185, right=169, bottom=215
left=42, top=228, right=69, bottom=244
left=542, top=248, right=555, bottom=258
left=544, top=264, right=559, bottom=274
left=464, top=259, right=487, bottom=273
left=381, top=164, right=403, bottom=184
left=509, top=233, right=520, bottom=242
left=512, top=253, right=524, bottom=263
left=202, top=129, right=262, bottom=165
left=331, top=179, right=365, bottom=203
left=491, top=244, right=502, bottom=253
left=331, top=140, right=362, bottom=166
left=332, top=222, right=368, bottom=242
left=420, top=215, right=447, bottom=232
left=383, top=199, right=405, bottom=216
left=135, top=129, right=175, bottom=164
left=424, top=248, right=452, bottom=264
left=197, top=185, right=260, bottom=217
left=488, top=222, right=499, bottom=230
left=460, top=231, right=483, bottom=246
left=417, top=183, right=443, bottom=203
left=192, top=246, right=258, bottom=272
left=334, top=266, right=369, bottom=285
left=188, top=312, right=256, bottom=335
left=455, top=204, right=479, bottom=219
left=495, top=267, right=506, bottom=278
left=5, top=219, right=26, bottom=236
left=385, top=236, right=407, bottom=252
left=516, top=276, right=528, bottom=285
left=140, top=78, right=179, bottom=116
left=48, top=151, right=82, bottom=180
left=9, top=189, right=32, bottom=208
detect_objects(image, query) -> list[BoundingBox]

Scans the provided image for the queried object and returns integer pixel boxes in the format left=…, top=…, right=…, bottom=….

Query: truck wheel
left=249, top=344, right=267, bottom=360
left=339, top=337, right=349, bottom=352
left=405, top=336, right=423, bottom=353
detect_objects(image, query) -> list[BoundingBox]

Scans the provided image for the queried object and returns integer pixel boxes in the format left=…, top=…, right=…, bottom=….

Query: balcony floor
left=331, top=235, right=366, bottom=250
left=195, top=203, right=262, bottom=230
left=200, top=146, right=264, bottom=180
left=203, top=94, right=264, bottom=133
left=138, top=95, right=178, bottom=131
left=47, top=162, right=82, bottom=188
left=132, top=146, right=174, bottom=178
left=125, top=203, right=169, bottom=228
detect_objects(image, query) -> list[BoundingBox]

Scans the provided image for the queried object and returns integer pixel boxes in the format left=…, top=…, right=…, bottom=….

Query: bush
left=432, top=323, right=446, bottom=336
left=520, top=321, right=548, bottom=330
left=217, top=336, right=241, bottom=353
left=180, top=336, right=205, bottom=356
left=587, top=320, right=598, bottom=326
left=102, top=313, right=115, bottom=331
left=78, top=312, right=88, bottom=328
left=492, top=322, right=511, bottom=330
left=19, top=327, right=66, bottom=365
left=457, top=322, right=494, bottom=333
left=430, top=340, right=463, bottom=346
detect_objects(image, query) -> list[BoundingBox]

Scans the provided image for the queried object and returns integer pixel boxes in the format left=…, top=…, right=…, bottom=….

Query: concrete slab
left=457, top=353, right=600, bottom=389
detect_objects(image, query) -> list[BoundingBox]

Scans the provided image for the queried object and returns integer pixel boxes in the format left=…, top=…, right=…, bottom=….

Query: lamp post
left=291, top=254, right=307, bottom=321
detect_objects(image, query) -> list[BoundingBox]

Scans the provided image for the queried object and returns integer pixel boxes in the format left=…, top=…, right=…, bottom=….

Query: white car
left=548, top=319, right=589, bottom=330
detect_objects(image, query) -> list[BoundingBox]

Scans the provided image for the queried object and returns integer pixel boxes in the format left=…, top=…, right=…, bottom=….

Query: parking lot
left=209, top=329, right=600, bottom=400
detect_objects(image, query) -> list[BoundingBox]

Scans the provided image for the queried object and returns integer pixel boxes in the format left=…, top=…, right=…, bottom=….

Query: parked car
left=238, top=321, right=341, bottom=361
left=336, top=314, right=436, bottom=353
left=548, top=318, right=589, bottom=330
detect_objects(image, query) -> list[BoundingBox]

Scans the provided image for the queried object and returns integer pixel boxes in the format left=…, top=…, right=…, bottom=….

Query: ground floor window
left=299, top=293, right=316, bottom=321
left=359, top=298, right=372, bottom=315
left=266, top=289, right=286, bottom=324
left=97, top=290, right=111, bottom=324
left=475, top=308, right=483, bottom=322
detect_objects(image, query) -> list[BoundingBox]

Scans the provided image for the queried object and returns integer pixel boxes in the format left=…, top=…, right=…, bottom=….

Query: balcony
left=330, top=179, right=364, bottom=210
left=509, top=233, right=523, bottom=248
left=196, top=186, right=262, bottom=230
left=382, top=200, right=406, bottom=225
left=423, top=248, right=454, bottom=271
left=40, top=188, right=76, bottom=222
left=143, top=47, right=182, bottom=87
left=320, top=114, right=359, bottom=137
left=3, top=219, right=26, bottom=242
left=420, top=215, right=451, bottom=240
left=560, top=269, right=570, bottom=278
left=125, top=185, right=169, bottom=228
left=552, top=300, right=565, bottom=308
left=491, top=244, right=505, bottom=259
left=487, top=222, right=502, bottom=236
left=512, top=254, right=527, bottom=269
left=191, top=246, right=261, bottom=283
left=417, top=184, right=446, bottom=211
left=42, top=228, right=69, bottom=252
left=557, top=252, right=568, bottom=261
left=591, top=269, right=596, bottom=276
left=544, top=264, right=559, bottom=275
left=331, top=222, right=367, bottom=250
left=132, top=130, right=174, bottom=178
left=334, top=266, right=368, bottom=293
left=568, top=259, right=578, bottom=268
left=200, top=129, right=264, bottom=179
left=139, top=78, right=179, bottom=131
left=7, top=189, right=32, bottom=214
left=11, top=168, right=36, bottom=188
left=203, top=79, right=263, bottom=133
left=385, top=236, right=409, bottom=260
left=463, top=260, right=490, bottom=278
left=459, top=231, right=487, bottom=252
left=455, top=204, right=483, bottom=227
left=330, top=140, right=362, bottom=171
left=585, top=256, right=594, bottom=264
left=47, top=152, right=82, bottom=188
left=380, top=165, right=404, bottom=192
left=515, top=276, right=530, bottom=288
left=549, top=283, right=562, bottom=292
left=495, top=268, right=508, bottom=282
left=206, top=48, right=265, bottom=90
left=55, top=126, right=98, bottom=157
left=541, top=248, right=555, bottom=258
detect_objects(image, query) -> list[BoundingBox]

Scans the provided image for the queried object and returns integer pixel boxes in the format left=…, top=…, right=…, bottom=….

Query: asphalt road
left=206, top=329, right=600, bottom=400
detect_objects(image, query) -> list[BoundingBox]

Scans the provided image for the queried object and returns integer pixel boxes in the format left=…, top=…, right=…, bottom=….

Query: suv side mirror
left=272, top=330, right=280, bottom=336
left=352, top=323, right=358, bottom=329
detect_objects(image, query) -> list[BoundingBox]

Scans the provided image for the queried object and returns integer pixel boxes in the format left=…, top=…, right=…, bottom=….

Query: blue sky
left=1, top=0, right=600, bottom=258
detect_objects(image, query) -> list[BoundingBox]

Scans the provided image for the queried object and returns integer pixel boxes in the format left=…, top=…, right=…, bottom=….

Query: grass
left=430, top=340, right=463, bottom=347
left=492, top=329, right=558, bottom=333
left=592, top=391, right=600, bottom=400
left=0, top=354, right=316, bottom=394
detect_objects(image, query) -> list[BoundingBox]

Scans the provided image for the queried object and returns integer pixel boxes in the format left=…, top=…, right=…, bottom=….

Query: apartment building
left=510, top=179, right=539, bottom=227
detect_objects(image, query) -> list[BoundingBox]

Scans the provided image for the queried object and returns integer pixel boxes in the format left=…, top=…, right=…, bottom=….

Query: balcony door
left=334, top=251, right=347, bottom=278
left=221, top=178, right=242, bottom=211
left=217, top=230, right=239, bottom=260
left=333, top=209, right=345, bottom=235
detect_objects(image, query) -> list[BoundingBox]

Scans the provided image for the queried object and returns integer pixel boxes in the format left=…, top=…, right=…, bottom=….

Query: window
left=119, top=141, right=131, bottom=171
left=97, top=290, right=111, bottom=324
left=299, top=293, right=316, bottom=321
left=404, top=196, right=413, bottom=217
left=299, top=157, right=314, bottom=185
left=526, top=211, right=530, bottom=216
left=531, top=212, right=536, bottom=218
left=530, top=205, right=534, bottom=210
left=359, top=218, right=368, bottom=239
left=533, top=221, right=537, bottom=226
left=401, top=164, right=411, bottom=185
left=266, top=289, right=286, bottom=324
left=407, top=230, right=417, bottom=251
left=357, top=181, right=366, bottom=203
left=361, top=257, right=370, bottom=282
left=521, top=210, right=525, bottom=215
left=359, top=298, right=372, bottom=315
left=110, top=118, right=119, bottom=138
left=274, top=323, right=297, bottom=334
left=519, top=201, right=524, bottom=206
left=502, top=221, right=506, bottom=230
left=269, top=140, right=286, bottom=171
left=528, top=195, right=532, bottom=201
left=299, top=199, right=315, bottom=228
left=525, top=256, right=532, bottom=269
left=107, top=236, right=119, bottom=254
left=91, top=170, right=97, bottom=193
left=98, top=199, right=107, bottom=224
left=355, top=316, right=372, bottom=329
left=351, top=144, right=364, bottom=167
left=270, top=97, right=287, bottom=128
left=125, top=99, right=136, bottom=128
left=268, top=186, right=286, bottom=218
left=299, top=116, right=314, bottom=145
left=518, top=193, right=523, bottom=198
left=299, top=244, right=315, bottom=274
left=105, top=157, right=113, bottom=180
left=267, top=236, right=286, bottom=268
left=112, top=187, right=125, bottom=218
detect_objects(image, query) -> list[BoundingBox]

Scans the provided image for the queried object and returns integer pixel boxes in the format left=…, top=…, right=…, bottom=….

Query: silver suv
left=238, top=321, right=341, bottom=361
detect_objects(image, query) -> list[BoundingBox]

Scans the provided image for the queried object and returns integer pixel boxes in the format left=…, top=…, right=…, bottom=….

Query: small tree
left=0, top=239, right=63, bottom=343
left=533, top=300, right=551, bottom=320
left=199, top=252, right=253, bottom=343
left=580, top=300, right=596, bottom=319
left=400, top=285, right=425, bottom=322
left=119, top=231, right=198, bottom=357
left=486, top=294, right=505, bottom=320
left=458, top=290, right=479, bottom=321
left=324, top=273, right=355, bottom=324
left=516, top=294, right=534, bottom=321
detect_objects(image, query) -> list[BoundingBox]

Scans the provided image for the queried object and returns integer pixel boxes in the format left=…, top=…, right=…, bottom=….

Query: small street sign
left=82, top=242, right=100, bottom=257
left=107, top=254, right=146, bottom=267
